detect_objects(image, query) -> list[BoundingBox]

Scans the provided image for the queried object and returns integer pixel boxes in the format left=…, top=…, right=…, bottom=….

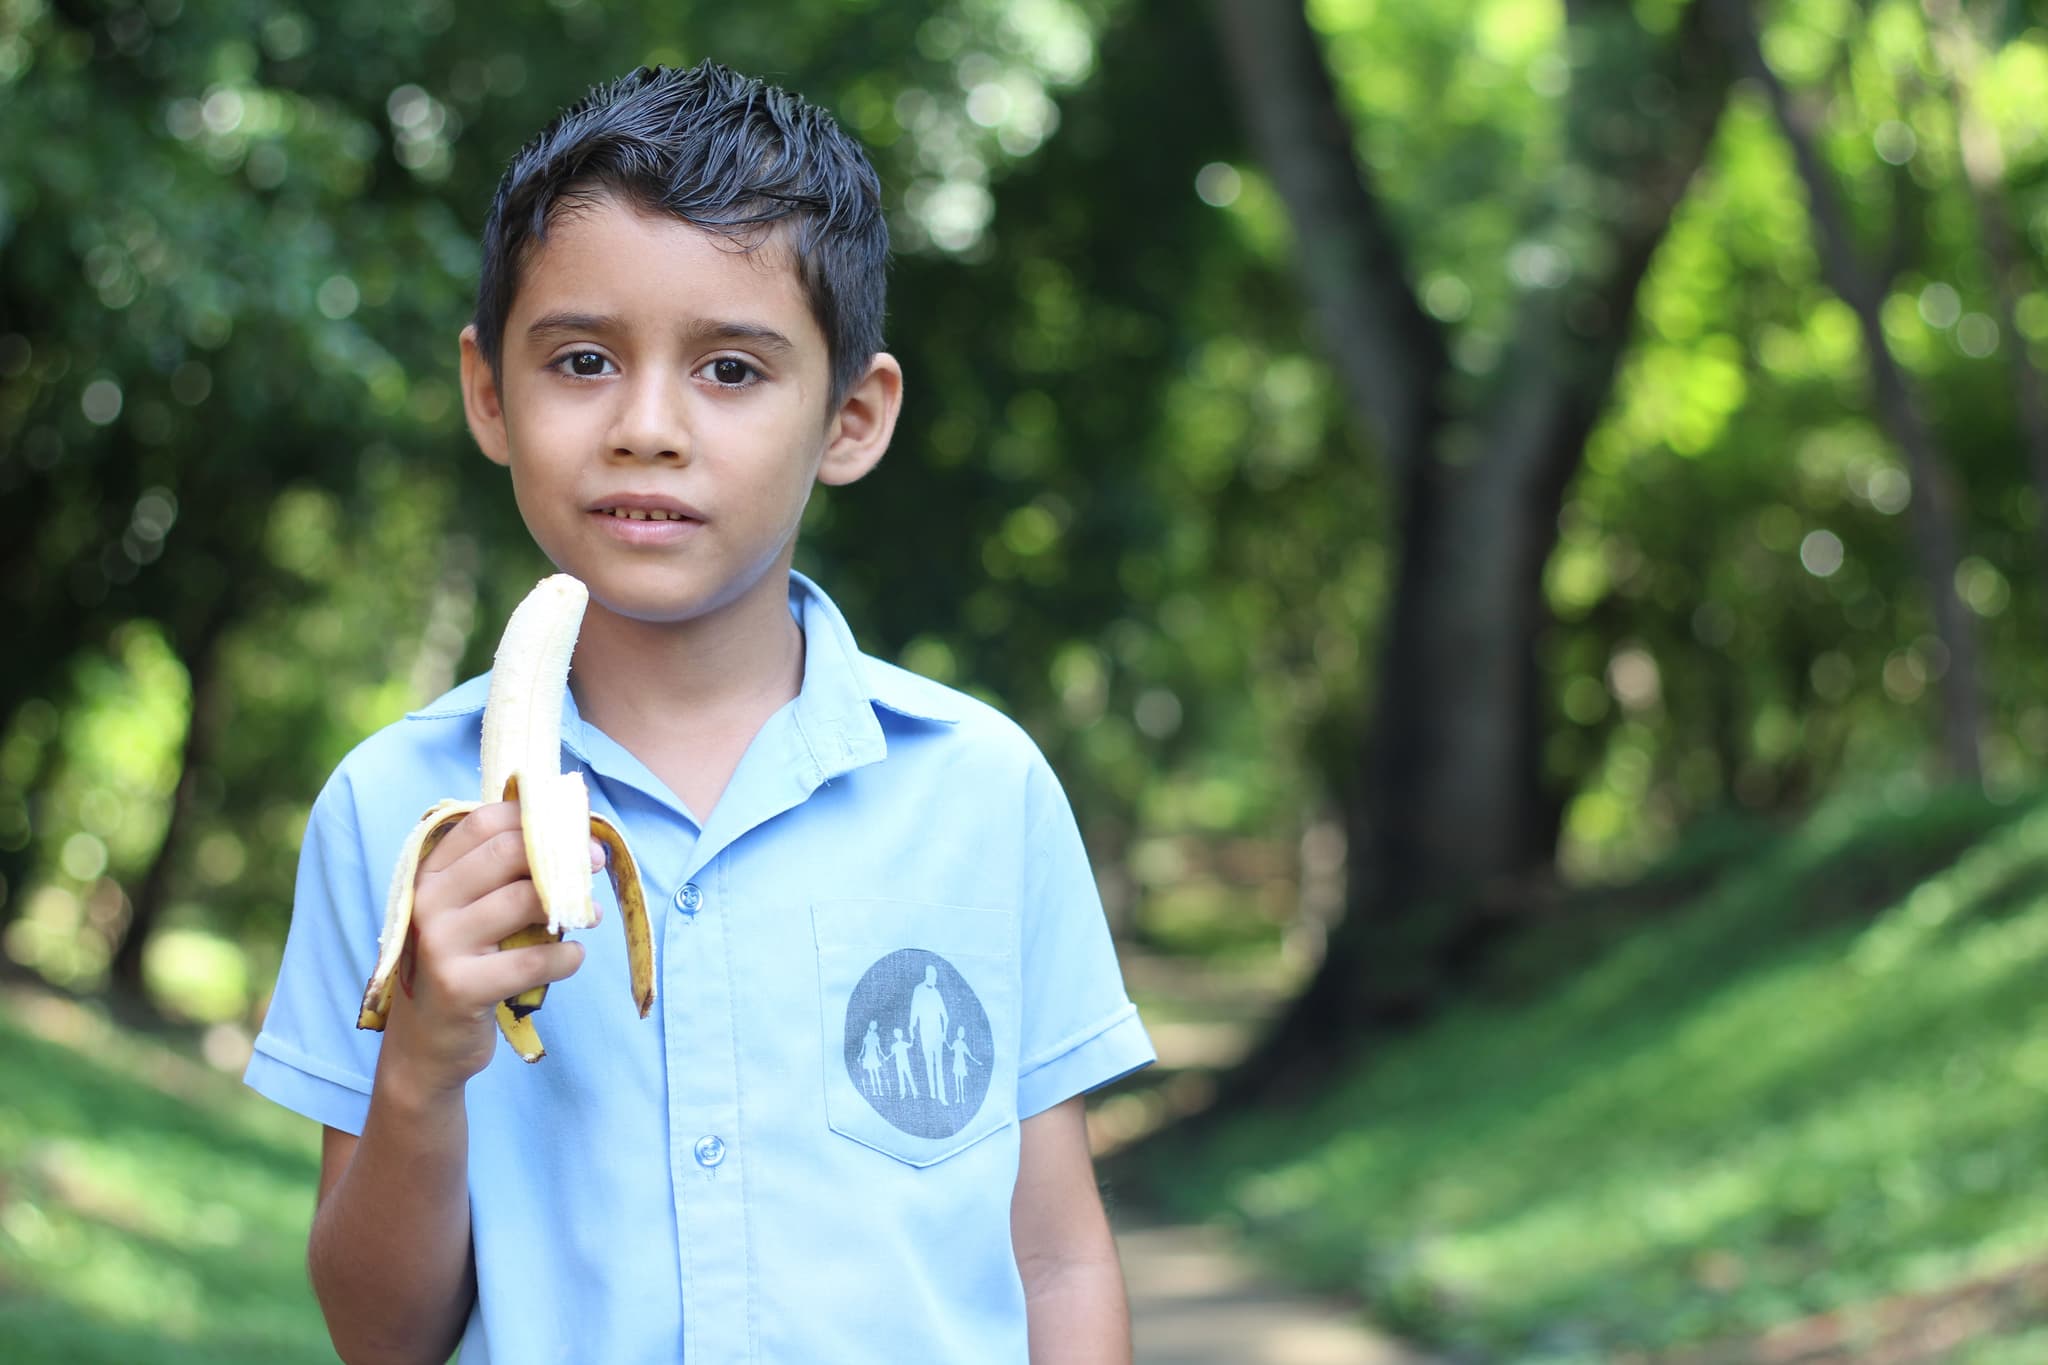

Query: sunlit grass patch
left=1142, top=787, right=2048, bottom=1359
left=0, top=984, right=331, bottom=1364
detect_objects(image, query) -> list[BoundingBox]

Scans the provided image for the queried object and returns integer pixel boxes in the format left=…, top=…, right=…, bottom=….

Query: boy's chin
left=578, top=572, right=788, bottom=630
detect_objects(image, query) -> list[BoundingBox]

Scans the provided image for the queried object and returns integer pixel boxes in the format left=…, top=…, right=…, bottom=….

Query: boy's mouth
left=599, top=507, right=694, bottom=521
left=592, top=496, right=705, bottom=524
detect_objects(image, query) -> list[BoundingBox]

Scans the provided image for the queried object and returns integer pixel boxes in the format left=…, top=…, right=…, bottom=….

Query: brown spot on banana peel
left=497, top=923, right=560, bottom=1018
left=495, top=1001, right=546, bottom=1063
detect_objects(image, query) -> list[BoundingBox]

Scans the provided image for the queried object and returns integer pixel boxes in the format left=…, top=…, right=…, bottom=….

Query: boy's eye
left=565, top=351, right=609, bottom=377
left=707, top=357, right=756, bottom=386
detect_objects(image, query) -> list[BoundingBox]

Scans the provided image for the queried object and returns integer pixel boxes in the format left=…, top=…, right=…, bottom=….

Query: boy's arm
left=1012, top=1096, right=1132, bottom=1365
left=310, top=1104, right=471, bottom=1365
left=306, top=801, right=589, bottom=1365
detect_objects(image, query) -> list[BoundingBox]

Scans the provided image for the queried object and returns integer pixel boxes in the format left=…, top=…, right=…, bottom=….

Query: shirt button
left=694, top=1134, right=726, bottom=1168
left=675, top=882, right=703, bottom=915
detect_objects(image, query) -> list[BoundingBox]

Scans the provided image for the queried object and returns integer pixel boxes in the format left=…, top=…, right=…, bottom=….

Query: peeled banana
left=356, top=573, right=654, bottom=1062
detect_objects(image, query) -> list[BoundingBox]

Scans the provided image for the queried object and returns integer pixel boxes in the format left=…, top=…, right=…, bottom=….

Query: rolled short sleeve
left=244, top=779, right=387, bottom=1134
left=1014, top=760, right=1154, bottom=1120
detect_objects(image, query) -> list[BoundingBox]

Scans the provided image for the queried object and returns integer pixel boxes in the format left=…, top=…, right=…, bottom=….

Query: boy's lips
left=590, top=495, right=705, bottom=542
left=591, top=494, right=705, bottom=522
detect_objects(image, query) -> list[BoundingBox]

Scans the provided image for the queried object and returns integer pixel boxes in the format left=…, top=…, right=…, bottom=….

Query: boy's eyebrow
left=524, top=311, right=621, bottom=344
left=523, top=312, right=796, bottom=356
left=680, top=319, right=797, bottom=356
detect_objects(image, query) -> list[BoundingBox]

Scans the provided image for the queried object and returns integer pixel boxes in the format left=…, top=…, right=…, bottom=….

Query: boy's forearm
left=1023, top=1252, right=1134, bottom=1365
left=309, top=1059, right=476, bottom=1365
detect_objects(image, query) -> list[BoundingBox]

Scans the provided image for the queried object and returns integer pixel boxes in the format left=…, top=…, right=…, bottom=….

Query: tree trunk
left=1211, top=0, right=1733, bottom=1093
left=1210, top=0, right=1446, bottom=472
left=0, top=700, right=60, bottom=931
left=106, top=609, right=232, bottom=999
left=1713, top=0, right=1984, bottom=781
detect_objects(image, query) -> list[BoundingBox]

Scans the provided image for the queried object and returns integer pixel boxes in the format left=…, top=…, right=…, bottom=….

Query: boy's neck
left=565, top=567, right=807, bottom=820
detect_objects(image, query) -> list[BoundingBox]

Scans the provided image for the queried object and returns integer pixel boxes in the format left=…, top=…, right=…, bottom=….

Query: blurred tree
left=1211, top=0, right=1733, bottom=1077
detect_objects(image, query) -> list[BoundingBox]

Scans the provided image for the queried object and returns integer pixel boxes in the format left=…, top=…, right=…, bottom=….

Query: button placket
left=661, top=857, right=749, bottom=1363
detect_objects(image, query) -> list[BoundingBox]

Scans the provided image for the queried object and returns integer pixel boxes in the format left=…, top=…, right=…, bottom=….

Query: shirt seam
left=728, top=854, right=761, bottom=1365
left=1018, top=1001, right=1140, bottom=1077
left=786, top=697, right=831, bottom=788
left=250, top=1030, right=375, bottom=1096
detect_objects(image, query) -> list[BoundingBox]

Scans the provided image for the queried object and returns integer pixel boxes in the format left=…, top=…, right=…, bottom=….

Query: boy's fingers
left=405, top=937, right=582, bottom=1018
left=473, top=939, right=587, bottom=1003
left=419, top=801, right=522, bottom=876
left=425, top=878, right=550, bottom=954
left=416, top=826, right=533, bottom=920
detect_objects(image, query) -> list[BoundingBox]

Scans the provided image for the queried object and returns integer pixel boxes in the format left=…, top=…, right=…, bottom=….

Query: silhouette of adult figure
left=908, top=964, right=950, bottom=1105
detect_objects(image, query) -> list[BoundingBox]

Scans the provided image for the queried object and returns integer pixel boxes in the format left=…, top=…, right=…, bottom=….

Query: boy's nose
left=608, top=378, right=690, bottom=462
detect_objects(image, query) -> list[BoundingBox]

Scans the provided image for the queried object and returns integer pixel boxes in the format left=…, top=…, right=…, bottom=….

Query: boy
left=246, top=62, right=1154, bottom=1364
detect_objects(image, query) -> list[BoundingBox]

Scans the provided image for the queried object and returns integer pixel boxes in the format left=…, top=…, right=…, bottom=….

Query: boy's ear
left=817, top=352, right=903, bottom=488
left=459, top=324, right=512, bottom=468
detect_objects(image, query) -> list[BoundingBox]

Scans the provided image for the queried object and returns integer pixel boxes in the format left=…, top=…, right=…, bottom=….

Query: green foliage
left=1132, top=786, right=2048, bottom=1358
left=0, top=0, right=2042, bottom=1001
left=1543, top=1, right=2048, bottom=874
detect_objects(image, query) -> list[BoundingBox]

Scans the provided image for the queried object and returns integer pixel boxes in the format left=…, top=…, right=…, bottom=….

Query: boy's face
left=459, top=195, right=898, bottom=627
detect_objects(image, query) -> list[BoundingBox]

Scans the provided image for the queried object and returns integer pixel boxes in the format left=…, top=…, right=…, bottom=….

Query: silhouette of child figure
left=890, top=1026, right=918, bottom=1099
left=859, top=1020, right=885, bottom=1096
left=949, top=1026, right=978, bottom=1099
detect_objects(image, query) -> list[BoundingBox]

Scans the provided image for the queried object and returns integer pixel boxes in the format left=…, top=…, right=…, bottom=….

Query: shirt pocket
left=812, top=898, right=1017, bottom=1168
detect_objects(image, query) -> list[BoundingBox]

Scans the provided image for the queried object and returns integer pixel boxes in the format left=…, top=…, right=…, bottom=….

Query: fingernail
left=590, top=837, right=606, bottom=870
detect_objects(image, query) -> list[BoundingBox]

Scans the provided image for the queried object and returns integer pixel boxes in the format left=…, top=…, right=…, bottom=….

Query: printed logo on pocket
left=842, top=949, right=994, bottom=1139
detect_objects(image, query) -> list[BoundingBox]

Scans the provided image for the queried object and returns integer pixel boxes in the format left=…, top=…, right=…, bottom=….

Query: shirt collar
left=784, top=570, right=888, bottom=779
left=405, top=571, right=962, bottom=765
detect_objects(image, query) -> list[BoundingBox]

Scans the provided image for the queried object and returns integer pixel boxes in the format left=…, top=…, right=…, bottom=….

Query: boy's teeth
left=607, top=508, right=684, bottom=521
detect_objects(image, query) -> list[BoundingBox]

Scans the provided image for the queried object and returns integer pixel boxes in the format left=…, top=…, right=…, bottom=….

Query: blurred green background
left=8, top=0, right=2048, bottom=1359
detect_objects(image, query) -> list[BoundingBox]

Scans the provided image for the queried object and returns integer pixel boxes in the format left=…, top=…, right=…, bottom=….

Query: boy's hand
left=378, top=800, right=598, bottom=1095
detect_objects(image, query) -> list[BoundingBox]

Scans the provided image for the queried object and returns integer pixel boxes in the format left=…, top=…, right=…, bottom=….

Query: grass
left=0, top=984, right=332, bottom=1363
left=1130, top=786, right=2048, bottom=1361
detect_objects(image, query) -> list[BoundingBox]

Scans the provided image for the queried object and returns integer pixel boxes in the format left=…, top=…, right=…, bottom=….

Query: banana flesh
left=356, top=573, right=655, bottom=1062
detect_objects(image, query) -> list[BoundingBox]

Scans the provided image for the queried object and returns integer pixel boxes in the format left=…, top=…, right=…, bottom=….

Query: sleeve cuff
left=1016, top=1005, right=1155, bottom=1120
left=245, top=1033, right=374, bottom=1136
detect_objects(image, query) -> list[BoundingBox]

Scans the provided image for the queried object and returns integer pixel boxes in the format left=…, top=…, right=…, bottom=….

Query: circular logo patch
left=842, top=948, right=993, bottom=1139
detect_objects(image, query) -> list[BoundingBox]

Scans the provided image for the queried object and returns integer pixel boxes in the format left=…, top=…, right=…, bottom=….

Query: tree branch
left=1479, top=0, right=1733, bottom=515
left=1209, top=0, right=1449, bottom=472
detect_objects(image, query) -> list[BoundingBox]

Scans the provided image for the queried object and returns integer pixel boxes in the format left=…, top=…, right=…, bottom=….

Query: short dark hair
left=473, top=62, right=888, bottom=403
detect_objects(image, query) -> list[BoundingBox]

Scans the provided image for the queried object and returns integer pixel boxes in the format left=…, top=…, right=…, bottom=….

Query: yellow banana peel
left=356, top=574, right=655, bottom=1062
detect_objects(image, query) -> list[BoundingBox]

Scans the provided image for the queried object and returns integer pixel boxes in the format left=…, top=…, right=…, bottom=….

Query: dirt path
left=1118, top=1218, right=1440, bottom=1365
left=1102, top=949, right=1439, bottom=1363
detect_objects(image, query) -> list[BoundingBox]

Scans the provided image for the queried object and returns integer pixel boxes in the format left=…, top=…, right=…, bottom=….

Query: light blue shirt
left=246, top=573, right=1154, bottom=1364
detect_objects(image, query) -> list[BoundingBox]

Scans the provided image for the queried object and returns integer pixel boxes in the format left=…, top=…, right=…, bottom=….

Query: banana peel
left=356, top=574, right=654, bottom=1062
